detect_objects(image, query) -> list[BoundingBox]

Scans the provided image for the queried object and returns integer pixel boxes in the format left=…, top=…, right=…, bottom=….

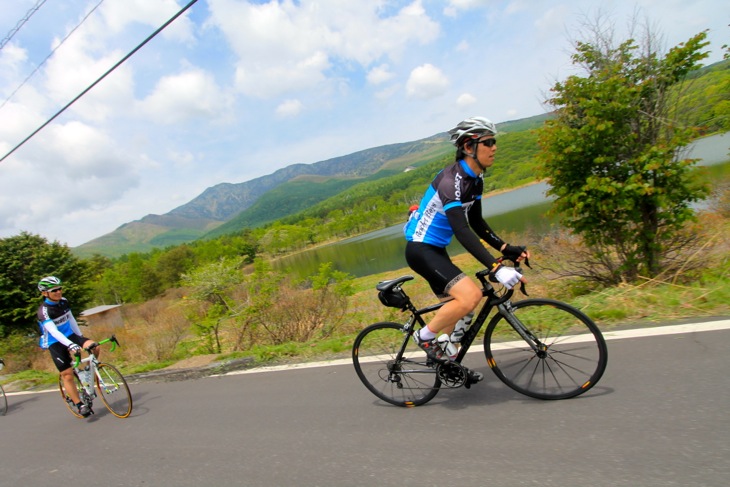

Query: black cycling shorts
left=405, top=241, right=467, bottom=299
left=48, top=334, right=91, bottom=372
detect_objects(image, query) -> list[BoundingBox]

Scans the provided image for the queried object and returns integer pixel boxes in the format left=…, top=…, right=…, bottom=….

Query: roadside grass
left=566, top=265, right=729, bottom=325
left=0, top=369, right=58, bottom=392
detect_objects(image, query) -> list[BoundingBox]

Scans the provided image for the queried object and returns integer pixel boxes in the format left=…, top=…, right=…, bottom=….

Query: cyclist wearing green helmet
left=37, top=276, right=99, bottom=417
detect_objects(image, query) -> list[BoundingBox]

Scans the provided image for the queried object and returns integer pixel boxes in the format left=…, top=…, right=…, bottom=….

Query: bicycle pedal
left=464, top=370, right=484, bottom=389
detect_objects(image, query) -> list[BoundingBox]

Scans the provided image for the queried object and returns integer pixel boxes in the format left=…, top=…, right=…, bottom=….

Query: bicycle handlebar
left=73, top=335, right=120, bottom=368
left=475, top=269, right=515, bottom=306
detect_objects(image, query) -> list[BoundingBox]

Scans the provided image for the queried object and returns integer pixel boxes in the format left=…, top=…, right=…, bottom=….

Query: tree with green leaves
left=0, top=232, right=92, bottom=337
left=537, top=22, right=712, bottom=284
left=181, top=256, right=245, bottom=353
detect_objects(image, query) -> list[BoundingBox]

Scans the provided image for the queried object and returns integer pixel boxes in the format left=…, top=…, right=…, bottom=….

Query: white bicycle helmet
left=448, top=116, right=497, bottom=146
left=38, top=276, right=62, bottom=292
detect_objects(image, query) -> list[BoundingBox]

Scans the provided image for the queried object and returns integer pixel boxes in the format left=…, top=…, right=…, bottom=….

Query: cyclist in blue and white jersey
left=404, top=116, right=530, bottom=382
left=37, top=276, right=99, bottom=417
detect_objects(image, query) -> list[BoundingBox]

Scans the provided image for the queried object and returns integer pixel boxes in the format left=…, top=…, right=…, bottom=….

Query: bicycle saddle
left=376, top=275, right=414, bottom=292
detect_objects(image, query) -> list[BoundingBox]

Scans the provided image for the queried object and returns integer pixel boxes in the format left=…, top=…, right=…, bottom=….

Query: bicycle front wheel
left=1, top=385, right=7, bottom=416
left=96, top=363, right=133, bottom=418
left=484, top=298, right=607, bottom=400
left=352, top=322, right=441, bottom=407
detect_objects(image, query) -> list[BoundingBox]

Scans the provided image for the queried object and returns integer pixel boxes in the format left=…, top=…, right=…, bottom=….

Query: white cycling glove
left=68, top=344, right=82, bottom=355
left=494, top=266, right=522, bottom=289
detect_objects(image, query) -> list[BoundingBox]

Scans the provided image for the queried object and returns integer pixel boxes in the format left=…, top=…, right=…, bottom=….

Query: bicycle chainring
left=437, top=361, right=467, bottom=388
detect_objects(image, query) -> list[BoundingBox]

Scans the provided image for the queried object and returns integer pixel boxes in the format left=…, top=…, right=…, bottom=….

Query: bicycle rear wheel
left=1, top=385, right=7, bottom=416
left=58, top=373, right=88, bottom=418
left=484, top=298, right=607, bottom=400
left=96, top=363, right=133, bottom=418
left=352, top=322, right=441, bottom=407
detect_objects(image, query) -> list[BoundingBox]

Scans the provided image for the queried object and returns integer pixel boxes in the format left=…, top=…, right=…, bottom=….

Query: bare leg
left=424, top=277, right=482, bottom=335
left=60, top=368, right=80, bottom=404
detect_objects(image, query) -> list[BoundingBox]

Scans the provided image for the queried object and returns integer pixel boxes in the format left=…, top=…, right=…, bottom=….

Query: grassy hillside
left=206, top=116, right=548, bottom=238
left=205, top=139, right=456, bottom=237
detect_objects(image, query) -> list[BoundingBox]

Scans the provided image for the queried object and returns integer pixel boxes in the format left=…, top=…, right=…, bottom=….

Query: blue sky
left=0, top=0, right=727, bottom=247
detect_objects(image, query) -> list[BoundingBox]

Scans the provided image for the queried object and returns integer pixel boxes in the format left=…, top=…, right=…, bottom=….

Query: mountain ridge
left=72, top=114, right=550, bottom=258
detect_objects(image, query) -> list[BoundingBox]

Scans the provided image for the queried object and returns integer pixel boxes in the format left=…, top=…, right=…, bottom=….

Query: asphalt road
left=2, top=320, right=729, bottom=487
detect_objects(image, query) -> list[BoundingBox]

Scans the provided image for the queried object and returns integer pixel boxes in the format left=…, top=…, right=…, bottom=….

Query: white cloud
left=210, top=0, right=439, bottom=98
left=234, top=51, right=330, bottom=98
left=276, top=99, right=304, bottom=118
left=140, top=68, right=233, bottom=124
left=0, top=120, right=140, bottom=242
left=444, top=0, right=486, bottom=17
left=375, top=84, right=400, bottom=100
left=0, top=43, right=28, bottom=79
left=455, top=40, right=470, bottom=52
left=367, top=64, right=395, bottom=85
left=456, top=93, right=477, bottom=108
left=406, top=64, right=450, bottom=99
left=99, top=0, right=195, bottom=42
left=535, top=5, right=572, bottom=39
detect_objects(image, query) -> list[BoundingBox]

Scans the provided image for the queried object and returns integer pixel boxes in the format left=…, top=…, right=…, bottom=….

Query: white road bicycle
left=59, top=335, right=133, bottom=419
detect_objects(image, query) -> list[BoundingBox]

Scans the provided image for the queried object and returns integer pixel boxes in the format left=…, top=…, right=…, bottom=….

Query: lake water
left=275, top=133, right=729, bottom=279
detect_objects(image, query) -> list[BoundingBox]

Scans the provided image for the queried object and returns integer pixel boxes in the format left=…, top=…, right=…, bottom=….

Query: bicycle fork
left=497, top=302, right=549, bottom=357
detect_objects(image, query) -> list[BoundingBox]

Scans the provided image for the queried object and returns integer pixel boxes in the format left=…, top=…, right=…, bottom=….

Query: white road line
left=7, top=320, right=730, bottom=394
left=225, top=319, right=730, bottom=375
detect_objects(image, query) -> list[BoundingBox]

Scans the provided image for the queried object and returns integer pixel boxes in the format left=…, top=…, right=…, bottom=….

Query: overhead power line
left=0, top=0, right=107, bottom=111
left=0, top=0, right=49, bottom=51
left=0, top=0, right=200, bottom=165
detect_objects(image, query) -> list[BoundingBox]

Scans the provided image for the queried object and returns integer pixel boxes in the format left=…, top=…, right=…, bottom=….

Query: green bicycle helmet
left=38, top=276, right=62, bottom=292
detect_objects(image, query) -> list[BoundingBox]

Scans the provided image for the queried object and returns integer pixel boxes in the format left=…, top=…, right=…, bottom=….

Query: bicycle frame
left=73, top=336, right=120, bottom=394
left=398, top=269, right=532, bottom=364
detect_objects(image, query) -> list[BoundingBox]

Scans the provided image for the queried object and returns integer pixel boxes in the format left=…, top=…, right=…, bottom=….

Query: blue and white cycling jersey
left=404, top=159, right=483, bottom=247
left=37, top=298, right=81, bottom=349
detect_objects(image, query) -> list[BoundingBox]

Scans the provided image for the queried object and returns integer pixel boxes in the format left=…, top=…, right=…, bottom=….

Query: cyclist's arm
left=40, top=320, right=74, bottom=347
left=466, top=199, right=505, bottom=251
left=68, top=312, right=82, bottom=336
left=445, top=206, right=499, bottom=269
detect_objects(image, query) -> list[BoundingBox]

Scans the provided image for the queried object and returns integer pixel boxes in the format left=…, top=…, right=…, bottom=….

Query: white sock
left=418, top=326, right=436, bottom=341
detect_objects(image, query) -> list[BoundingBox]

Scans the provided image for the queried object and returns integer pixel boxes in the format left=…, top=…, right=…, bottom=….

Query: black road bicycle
left=352, top=267, right=608, bottom=407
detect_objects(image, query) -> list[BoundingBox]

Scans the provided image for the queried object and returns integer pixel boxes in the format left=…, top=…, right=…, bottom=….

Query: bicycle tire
left=484, top=298, right=607, bottom=400
left=1, top=384, right=7, bottom=416
left=58, top=373, right=88, bottom=418
left=352, top=322, right=441, bottom=407
left=96, top=363, right=133, bottom=418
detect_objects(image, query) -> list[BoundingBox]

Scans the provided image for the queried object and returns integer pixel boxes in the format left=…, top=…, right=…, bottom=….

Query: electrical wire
left=0, top=0, right=107, bottom=112
left=0, top=0, right=200, bottom=165
left=0, top=0, right=49, bottom=51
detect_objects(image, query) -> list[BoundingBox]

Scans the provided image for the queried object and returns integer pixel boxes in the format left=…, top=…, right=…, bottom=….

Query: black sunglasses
left=479, top=138, right=497, bottom=148
left=48, top=287, right=63, bottom=293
